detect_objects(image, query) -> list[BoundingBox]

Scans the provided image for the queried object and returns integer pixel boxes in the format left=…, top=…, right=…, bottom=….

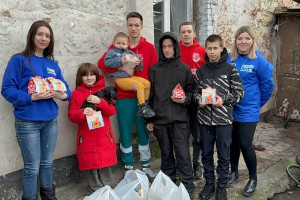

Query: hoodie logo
left=229, top=63, right=236, bottom=67
left=137, top=54, right=144, bottom=62
left=240, top=65, right=254, bottom=72
left=192, top=53, right=200, bottom=62
left=47, top=67, right=56, bottom=76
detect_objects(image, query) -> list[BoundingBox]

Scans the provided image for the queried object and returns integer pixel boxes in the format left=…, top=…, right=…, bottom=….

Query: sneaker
left=199, top=182, right=215, bottom=200
left=226, top=171, right=239, bottom=188
left=124, top=165, right=133, bottom=171
left=142, top=166, right=157, bottom=182
left=216, top=185, right=227, bottom=200
left=137, top=103, right=155, bottom=118
left=194, top=165, right=203, bottom=180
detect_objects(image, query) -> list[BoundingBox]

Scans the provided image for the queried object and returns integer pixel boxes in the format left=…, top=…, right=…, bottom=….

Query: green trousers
left=116, top=98, right=151, bottom=166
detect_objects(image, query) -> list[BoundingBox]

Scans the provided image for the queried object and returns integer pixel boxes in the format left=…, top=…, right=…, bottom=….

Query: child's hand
left=171, top=94, right=186, bottom=104
left=83, top=107, right=94, bottom=116
left=198, top=98, right=206, bottom=108
left=147, top=123, right=154, bottom=131
left=87, top=95, right=101, bottom=104
left=213, top=94, right=223, bottom=107
left=121, top=54, right=128, bottom=65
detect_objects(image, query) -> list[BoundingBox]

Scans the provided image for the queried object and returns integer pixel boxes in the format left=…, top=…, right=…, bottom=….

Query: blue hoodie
left=1, top=54, right=71, bottom=121
left=227, top=51, right=274, bottom=122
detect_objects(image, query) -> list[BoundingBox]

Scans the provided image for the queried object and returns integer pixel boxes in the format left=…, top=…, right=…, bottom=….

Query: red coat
left=68, top=75, right=117, bottom=171
left=98, top=37, right=158, bottom=99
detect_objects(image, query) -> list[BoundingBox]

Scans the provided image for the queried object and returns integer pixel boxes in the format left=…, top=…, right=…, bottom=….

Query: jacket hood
left=158, top=32, right=180, bottom=62
left=204, top=47, right=228, bottom=64
left=77, top=75, right=105, bottom=92
left=179, top=39, right=201, bottom=48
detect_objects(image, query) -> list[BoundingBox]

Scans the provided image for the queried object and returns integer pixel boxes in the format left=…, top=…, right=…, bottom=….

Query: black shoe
left=40, top=185, right=57, bottom=200
left=242, top=178, right=257, bottom=197
left=137, top=103, right=155, bottom=118
left=216, top=185, right=227, bottom=200
left=226, top=171, right=239, bottom=188
left=199, top=182, right=215, bottom=200
left=194, top=165, right=203, bottom=180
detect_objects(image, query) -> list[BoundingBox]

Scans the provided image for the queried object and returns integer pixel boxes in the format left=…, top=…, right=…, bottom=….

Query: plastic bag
left=114, top=169, right=149, bottom=200
left=83, top=185, right=120, bottom=200
left=148, top=171, right=190, bottom=200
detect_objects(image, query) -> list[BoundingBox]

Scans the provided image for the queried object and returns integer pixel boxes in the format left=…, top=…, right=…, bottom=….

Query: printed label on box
left=202, top=88, right=216, bottom=104
left=86, top=111, right=104, bottom=130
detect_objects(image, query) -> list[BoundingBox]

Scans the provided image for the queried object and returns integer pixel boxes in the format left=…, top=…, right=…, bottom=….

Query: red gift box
left=28, top=76, right=50, bottom=94
left=172, top=84, right=185, bottom=99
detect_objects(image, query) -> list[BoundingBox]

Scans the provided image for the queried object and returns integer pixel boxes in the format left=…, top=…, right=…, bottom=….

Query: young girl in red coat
left=68, top=63, right=117, bottom=195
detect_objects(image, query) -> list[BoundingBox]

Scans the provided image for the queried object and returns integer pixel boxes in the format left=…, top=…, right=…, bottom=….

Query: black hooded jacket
left=194, top=48, right=244, bottom=125
left=148, top=32, right=194, bottom=124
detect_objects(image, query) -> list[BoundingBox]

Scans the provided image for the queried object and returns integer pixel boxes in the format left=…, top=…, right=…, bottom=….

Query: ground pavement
left=56, top=119, right=300, bottom=200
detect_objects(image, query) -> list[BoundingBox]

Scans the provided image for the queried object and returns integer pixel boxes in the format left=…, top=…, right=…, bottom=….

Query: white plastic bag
left=148, top=171, right=190, bottom=200
left=114, top=169, right=149, bottom=200
left=83, top=185, right=120, bottom=200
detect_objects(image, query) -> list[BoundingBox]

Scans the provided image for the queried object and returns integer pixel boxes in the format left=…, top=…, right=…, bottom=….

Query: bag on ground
left=114, top=169, right=149, bottom=200
left=83, top=185, right=120, bottom=200
left=148, top=171, right=190, bottom=200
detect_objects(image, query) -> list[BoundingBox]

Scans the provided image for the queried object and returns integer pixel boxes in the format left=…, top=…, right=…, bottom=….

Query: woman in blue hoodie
left=1, top=20, right=71, bottom=200
left=226, top=26, right=274, bottom=197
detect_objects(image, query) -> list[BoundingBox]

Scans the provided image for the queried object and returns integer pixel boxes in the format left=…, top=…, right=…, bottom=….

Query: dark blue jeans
left=199, top=124, right=232, bottom=187
left=15, top=117, right=58, bottom=198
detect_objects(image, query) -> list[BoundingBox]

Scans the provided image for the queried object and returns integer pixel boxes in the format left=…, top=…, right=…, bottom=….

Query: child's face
left=162, top=38, right=174, bottom=58
left=205, top=41, right=223, bottom=62
left=114, top=37, right=128, bottom=49
left=82, top=72, right=96, bottom=86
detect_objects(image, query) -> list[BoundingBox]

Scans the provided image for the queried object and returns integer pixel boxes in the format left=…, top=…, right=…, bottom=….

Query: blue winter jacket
left=104, top=47, right=143, bottom=77
left=1, top=54, right=71, bottom=121
left=227, top=51, right=274, bottom=122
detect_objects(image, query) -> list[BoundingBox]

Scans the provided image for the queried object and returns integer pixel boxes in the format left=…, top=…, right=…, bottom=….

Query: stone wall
left=0, top=0, right=154, bottom=176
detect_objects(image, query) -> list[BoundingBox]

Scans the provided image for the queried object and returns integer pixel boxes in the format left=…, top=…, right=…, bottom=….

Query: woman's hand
left=52, top=91, right=68, bottom=100
left=83, top=107, right=94, bottom=116
left=87, top=95, right=101, bottom=104
left=31, top=91, right=54, bottom=101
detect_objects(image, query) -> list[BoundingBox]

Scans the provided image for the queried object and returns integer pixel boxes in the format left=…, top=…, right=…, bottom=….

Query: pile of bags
left=83, top=170, right=191, bottom=200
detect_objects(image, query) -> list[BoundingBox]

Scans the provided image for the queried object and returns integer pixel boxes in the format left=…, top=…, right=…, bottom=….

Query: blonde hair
left=230, top=26, right=257, bottom=62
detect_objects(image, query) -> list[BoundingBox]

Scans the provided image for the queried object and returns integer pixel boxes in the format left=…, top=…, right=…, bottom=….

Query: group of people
left=1, top=11, right=274, bottom=200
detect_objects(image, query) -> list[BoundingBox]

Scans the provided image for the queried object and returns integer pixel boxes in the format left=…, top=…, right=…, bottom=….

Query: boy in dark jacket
left=146, top=32, right=195, bottom=199
left=194, top=35, right=244, bottom=200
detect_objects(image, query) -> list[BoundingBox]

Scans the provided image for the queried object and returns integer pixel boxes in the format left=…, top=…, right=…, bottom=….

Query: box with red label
left=28, top=76, right=50, bottom=94
left=172, top=84, right=185, bottom=99
left=46, top=77, right=67, bottom=92
left=202, top=88, right=216, bottom=104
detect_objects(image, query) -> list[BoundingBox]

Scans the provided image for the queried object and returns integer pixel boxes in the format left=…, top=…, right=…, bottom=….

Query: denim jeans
left=15, top=117, right=58, bottom=198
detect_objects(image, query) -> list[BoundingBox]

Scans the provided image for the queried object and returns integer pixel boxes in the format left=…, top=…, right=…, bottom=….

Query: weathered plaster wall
left=0, top=0, right=154, bottom=176
left=195, top=0, right=300, bottom=113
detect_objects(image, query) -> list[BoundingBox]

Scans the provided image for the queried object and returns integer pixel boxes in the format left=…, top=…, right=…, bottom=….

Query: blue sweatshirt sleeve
left=257, top=56, right=274, bottom=107
left=104, top=49, right=123, bottom=68
left=1, top=56, right=32, bottom=106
